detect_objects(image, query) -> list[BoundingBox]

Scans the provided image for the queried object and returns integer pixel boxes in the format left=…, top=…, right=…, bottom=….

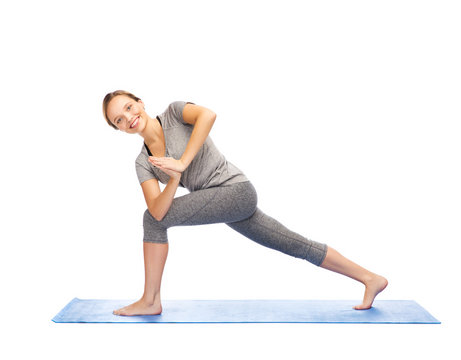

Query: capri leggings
left=143, top=181, right=328, bottom=266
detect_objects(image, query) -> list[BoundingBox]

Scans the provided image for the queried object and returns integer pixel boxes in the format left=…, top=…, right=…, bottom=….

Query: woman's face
left=106, top=95, right=147, bottom=133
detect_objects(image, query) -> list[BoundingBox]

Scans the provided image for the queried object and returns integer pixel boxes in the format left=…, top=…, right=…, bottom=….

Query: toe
left=113, top=308, right=124, bottom=316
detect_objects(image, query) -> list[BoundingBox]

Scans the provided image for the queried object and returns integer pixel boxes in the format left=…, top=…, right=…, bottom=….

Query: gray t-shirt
left=135, top=101, right=248, bottom=191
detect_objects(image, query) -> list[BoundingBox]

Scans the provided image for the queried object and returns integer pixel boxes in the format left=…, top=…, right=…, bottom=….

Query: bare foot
left=113, top=298, right=162, bottom=316
left=354, top=274, right=388, bottom=310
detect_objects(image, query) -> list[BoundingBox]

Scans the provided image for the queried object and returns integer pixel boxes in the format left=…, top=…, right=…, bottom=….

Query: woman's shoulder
left=165, top=100, right=187, bottom=114
left=160, top=101, right=192, bottom=127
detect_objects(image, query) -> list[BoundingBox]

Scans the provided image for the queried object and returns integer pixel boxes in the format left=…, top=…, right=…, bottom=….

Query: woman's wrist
left=176, top=158, right=188, bottom=172
left=168, top=174, right=181, bottom=184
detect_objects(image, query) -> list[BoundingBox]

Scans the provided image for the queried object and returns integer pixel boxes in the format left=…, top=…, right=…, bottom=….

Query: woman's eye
left=127, top=105, right=132, bottom=111
left=116, top=119, right=121, bottom=124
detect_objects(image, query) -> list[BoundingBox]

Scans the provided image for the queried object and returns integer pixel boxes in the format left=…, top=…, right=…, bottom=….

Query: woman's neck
left=139, top=115, right=162, bottom=145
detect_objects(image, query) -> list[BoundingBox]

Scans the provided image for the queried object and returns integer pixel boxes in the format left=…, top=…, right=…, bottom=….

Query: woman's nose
left=123, top=115, right=131, bottom=127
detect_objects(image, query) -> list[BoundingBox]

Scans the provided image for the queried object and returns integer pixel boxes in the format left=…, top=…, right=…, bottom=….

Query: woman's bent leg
left=114, top=182, right=258, bottom=316
left=113, top=243, right=168, bottom=316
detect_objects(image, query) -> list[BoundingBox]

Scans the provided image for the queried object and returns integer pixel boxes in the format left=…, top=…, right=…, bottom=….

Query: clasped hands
left=148, top=156, right=186, bottom=180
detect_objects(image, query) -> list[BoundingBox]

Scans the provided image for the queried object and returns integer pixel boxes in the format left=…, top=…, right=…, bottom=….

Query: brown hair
left=102, top=90, right=142, bottom=130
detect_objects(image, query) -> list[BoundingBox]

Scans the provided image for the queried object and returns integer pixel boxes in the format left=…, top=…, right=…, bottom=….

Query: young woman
left=102, top=90, right=388, bottom=316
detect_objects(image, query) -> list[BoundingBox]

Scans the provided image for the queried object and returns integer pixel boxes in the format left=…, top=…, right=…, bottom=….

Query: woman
left=102, top=90, right=388, bottom=316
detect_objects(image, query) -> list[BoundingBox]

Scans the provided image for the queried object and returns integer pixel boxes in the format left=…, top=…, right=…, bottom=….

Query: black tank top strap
left=144, top=142, right=152, bottom=156
left=143, top=116, right=162, bottom=156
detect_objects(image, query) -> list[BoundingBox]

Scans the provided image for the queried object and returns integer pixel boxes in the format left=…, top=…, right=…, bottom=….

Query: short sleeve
left=135, top=156, right=157, bottom=184
left=165, top=101, right=196, bottom=125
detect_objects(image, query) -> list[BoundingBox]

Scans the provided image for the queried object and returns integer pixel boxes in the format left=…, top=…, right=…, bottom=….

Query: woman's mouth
left=130, top=116, right=140, bottom=129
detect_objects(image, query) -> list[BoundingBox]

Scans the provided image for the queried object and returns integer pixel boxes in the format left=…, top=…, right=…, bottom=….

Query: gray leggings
left=143, top=181, right=328, bottom=266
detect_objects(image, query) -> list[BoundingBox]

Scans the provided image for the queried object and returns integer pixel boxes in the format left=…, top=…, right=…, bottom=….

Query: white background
left=1, top=0, right=460, bottom=358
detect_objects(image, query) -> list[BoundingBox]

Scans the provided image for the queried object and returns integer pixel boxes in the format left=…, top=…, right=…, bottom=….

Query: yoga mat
left=52, top=298, right=440, bottom=324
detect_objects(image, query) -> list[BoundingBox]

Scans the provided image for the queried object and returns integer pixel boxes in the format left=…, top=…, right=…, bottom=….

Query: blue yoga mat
left=52, top=298, right=440, bottom=324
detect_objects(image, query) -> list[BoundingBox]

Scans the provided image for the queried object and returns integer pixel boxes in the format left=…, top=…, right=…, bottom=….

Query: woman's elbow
left=210, top=111, right=217, bottom=123
left=204, top=109, right=216, bottom=124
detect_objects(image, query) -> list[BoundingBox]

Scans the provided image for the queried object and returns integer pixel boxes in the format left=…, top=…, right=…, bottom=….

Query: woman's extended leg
left=320, top=246, right=388, bottom=310
left=227, top=208, right=388, bottom=309
left=113, top=242, right=168, bottom=316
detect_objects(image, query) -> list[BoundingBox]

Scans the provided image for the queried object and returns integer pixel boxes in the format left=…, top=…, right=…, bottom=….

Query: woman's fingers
left=149, top=157, right=169, bottom=170
left=148, top=156, right=164, bottom=166
left=148, top=158, right=181, bottom=180
left=149, top=157, right=173, bottom=172
left=149, top=156, right=167, bottom=163
left=149, top=157, right=185, bottom=172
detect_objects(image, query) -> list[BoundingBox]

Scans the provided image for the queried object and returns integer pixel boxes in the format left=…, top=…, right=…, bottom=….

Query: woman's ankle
left=141, top=292, right=161, bottom=306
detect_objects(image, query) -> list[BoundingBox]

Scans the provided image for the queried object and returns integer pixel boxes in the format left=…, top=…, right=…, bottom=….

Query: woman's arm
left=149, top=103, right=216, bottom=172
left=141, top=172, right=181, bottom=222
left=180, top=103, right=217, bottom=168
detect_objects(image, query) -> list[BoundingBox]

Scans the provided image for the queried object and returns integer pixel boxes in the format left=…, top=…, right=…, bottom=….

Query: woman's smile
left=130, top=115, right=140, bottom=129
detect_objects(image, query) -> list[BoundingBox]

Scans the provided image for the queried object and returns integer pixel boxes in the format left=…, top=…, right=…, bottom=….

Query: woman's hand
left=149, top=157, right=186, bottom=173
left=148, top=157, right=183, bottom=182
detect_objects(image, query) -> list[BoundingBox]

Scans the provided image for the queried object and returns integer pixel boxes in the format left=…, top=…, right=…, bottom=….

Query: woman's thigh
left=149, top=181, right=258, bottom=229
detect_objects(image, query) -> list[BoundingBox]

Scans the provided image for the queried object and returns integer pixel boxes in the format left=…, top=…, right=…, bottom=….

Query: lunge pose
left=102, top=90, right=388, bottom=316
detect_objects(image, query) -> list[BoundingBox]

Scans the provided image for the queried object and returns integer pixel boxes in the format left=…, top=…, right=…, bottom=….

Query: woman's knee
left=143, top=209, right=168, bottom=243
left=143, top=208, right=166, bottom=226
left=241, top=181, right=258, bottom=217
left=143, top=208, right=156, bottom=223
